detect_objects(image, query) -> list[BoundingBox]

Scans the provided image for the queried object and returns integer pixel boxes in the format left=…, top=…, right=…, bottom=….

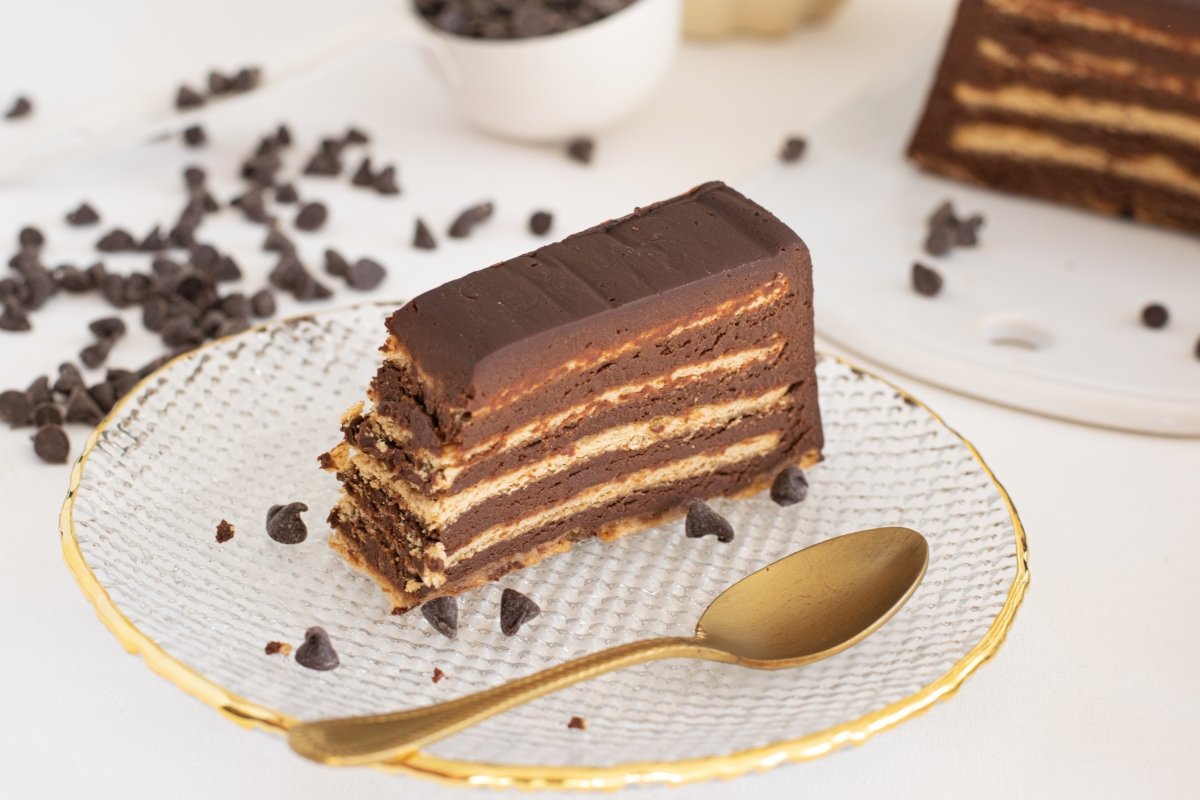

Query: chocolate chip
left=1141, top=303, right=1169, bottom=329
left=769, top=466, right=809, bottom=506
left=923, top=224, right=955, bottom=256
left=175, top=85, right=205, bottom=110
left=513, top=3, right=561, bottom=36
left=567, top=716, right=587, bottom=730
left=779, top=136, right=807, bottom=163
left=184, top=165, right=207, bottom=189
left=107, top=369, right=138, bottom=398
left=319, top=249, right=347, bottom=278
left=216, top=317, right=249, bottom=338
left=350, top=157, right=375, bottom=187
left=250, top=289, right=276, bottom=318
left=499, top=588, right=541, bottom=636
left=344, top=126, right=369, bottom=145
left=79, top=339, right=113, bottom=369
left=141, top=297, right=168, bottom=331
left=529, top=211, right=553, bottom=236
left=220, top=293, right=251, bottom=320
left=266, top=502, right=308, bottom=544
left=295, top=202, right=328, bottom=232
left=421, top=596, right=458, bottom=639
left=1194, top=336, right=1200, bottom=361
left=137, top=354, right=173, bottom=379
left=89, top=381, right=116, bottom=414
left=0, top=390, right=32, bottom=427
left=230, top=66, right=262, bottom=93
left=182, top=124, right=206, bottom=147
left=294, top=626, right=339, bottom=671
left=53, top=363, right=84, bottom=396
left=216, top=519, right=235, bottom=543
left=5, top=95, right=32, bottom=119
left=33, top=402, right=63, bottom=427
left=275, top=124, right=292, bottom=147
left=374, top=166, right=400, bottom=196
left=64, top=387, right=104, bottom=425
left=347, top=258, right=386, bottom=291
left=161, top=316, right=204, bottom=348
left=955, top=214, right=984, bottom=246
left=302, top=150, right=341, bottom=176
left=213, top=255, right=242, bottom=282
left=200, top=308, right=228, bottom=337
left=207, top=70, right=230, bottom=94
left=96, top=229, right=137, bottom=252
left=26, top=375, right=50, bottom=406
left=566, top=137, right=594, bottom=165
left=448, top=201, right=494, bottom=238
left=231, top=189, right=273, bottom=224
left=413, top=219, right=437, bottom=250
left=32, top=424, right=70, bottom=463
left=432, top=667, right=447, bottom=683
left=274, top=183, right=299, bottom=204
left=19, top=227, right=44, bottom=249
left=89, top=316, right=126, bottom=339
left=685, top=499, right=734, bottom=542
left=263, top=227, right=294, bottom=254
left=55, top=265, right=91, bottom=293
left=911, top=262, right=943, bottom=297
left=0, top=300, right=31, bottom=332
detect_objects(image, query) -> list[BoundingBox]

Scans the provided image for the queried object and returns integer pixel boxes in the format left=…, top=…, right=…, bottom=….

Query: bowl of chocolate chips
left=407, top=0, right=682, bottom=141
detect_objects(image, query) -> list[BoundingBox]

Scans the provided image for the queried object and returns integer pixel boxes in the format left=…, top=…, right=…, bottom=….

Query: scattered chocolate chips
left=294, top=626, right=339, bottom=671
left=566, top=137, right=594, bottom=165
left=418, top=1, right=635, bottom=39
left=421, top=596, right=458, bottom=639
left=182, top=124, right=206, bottom=147
left=266, top=502, right=308, bottom=544
left=911, top=262, right=943, bottom=298
left=295, top=202, right=329, bottom=232
left=347, top=258, right=386, bottom=291
left=215, top=519, right=236, bottom=543
left=1141, top=303, right=1169, bottom=329
left=529, top=211, right=553, bottom=236
left=432, top=667, right=447, bottom=683
left=265, top=640, right=292, bottom=656
left=413, top=219, right=437, bottom=250
left=769, top=466, right=809, bottom=506
left=568, top=716, right=587, bottom=731
left=89, top=316, right=126, bottom=339
left=499, top=588, right=541, bottom=636
left=5, top=95, right=33, bottom=119
left=175, top=85, right=205, bottom=110
left=96, top=228, right=138, bottom=252
left=32, top=424, right=70, bottom=463
left=374, top=166, right=401, bottom=196
left=779, top=135, right=807, bottom=163
left=685, top=499, right=734, bottom=542
left=65, top=202, right=100, bottom=226
left=0, top=390, right=32, bottom=427
left=274, top=183, right=299, bottom=204
left=448, top=201, right=494, bottom=238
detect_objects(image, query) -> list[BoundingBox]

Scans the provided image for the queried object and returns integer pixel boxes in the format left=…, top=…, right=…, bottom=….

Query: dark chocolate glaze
left=384, top=181, right=814, bottom=440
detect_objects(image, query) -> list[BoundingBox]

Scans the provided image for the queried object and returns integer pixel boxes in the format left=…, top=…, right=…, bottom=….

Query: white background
left=2, top=0, right=1198, bottom=797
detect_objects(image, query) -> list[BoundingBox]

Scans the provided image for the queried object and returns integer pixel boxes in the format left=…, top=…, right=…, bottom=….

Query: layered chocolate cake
left=323, top=182, right=824, bottom=610
left=909, top=0, right=1200, bottom=233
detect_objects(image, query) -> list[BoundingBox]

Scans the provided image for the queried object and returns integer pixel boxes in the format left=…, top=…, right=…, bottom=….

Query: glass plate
left=61, top=303, right=1028, bottom=790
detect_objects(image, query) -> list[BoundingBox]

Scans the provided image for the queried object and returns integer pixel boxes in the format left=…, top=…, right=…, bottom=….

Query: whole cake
left=908, top=0, right=1200, bottom=233
left=322, top=181, right=824, bottom=611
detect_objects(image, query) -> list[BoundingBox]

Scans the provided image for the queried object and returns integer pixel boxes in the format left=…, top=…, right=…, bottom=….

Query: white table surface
left=2, top=1, right=1198, bottom=798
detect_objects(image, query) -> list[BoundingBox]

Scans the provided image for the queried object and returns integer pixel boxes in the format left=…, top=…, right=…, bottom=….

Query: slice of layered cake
left=908, top=0, right=1200, bottom=233
left=323, top=181, right=824, bottom=611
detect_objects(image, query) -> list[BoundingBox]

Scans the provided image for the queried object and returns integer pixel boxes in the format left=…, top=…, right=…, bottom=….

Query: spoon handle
left=288, top=636, right=716, bottom=766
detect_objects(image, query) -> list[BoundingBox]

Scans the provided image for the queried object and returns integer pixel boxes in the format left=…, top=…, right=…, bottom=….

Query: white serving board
left=746, top=54, right=1200, bottom=436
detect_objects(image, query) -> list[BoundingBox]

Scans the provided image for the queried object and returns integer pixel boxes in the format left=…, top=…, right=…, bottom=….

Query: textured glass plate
left=62, top=303, right=1028, bottom=790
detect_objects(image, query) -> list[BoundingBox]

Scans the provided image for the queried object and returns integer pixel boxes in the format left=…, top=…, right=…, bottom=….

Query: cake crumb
left=264, top=640, right=292, bottom=656
left=432, top=667, right=447, bottom=683
left=216, top=519, right=236, bottom=543
left=568, top=716, right=587, bottom=730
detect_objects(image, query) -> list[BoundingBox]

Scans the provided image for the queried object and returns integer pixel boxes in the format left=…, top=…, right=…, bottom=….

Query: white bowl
left=403, top=0, right=682, bottom=142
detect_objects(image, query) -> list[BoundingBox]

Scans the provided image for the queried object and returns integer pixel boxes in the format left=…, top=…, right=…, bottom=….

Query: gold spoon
left=289, top=526, right=929, bottom=767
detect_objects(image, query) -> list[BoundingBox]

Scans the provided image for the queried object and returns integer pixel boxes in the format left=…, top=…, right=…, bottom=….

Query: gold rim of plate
left=58, top=304, right=1030, bottom=792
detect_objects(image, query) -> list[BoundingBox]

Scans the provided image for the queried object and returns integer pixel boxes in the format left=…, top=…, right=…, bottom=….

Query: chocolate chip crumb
left=1141, top=303, right=1169, bottom=329
left=96, top=229, right=138, bottom=252
left=266, top=502, right=308, bottom=544
left=216, top=519, right=235, bottom=543
left=413, top=219, right=437, bottom=250
left=421, top=596, right=458, bottom=639
left=347, top=259, right=386, bottom=291
left=294, top=626, right=339, bottom=671
left=911, top=262, right=943, bottom=297
left=500, top=588, right=541, bottom=636
left=317, top=451, right=335, bottom=470
left=265, top=640, right=292, bottom=656
left=175, top=85, right=205, bottom=110
left=5, top=95, right=33, bottom=119
left=182, top=124, right=206, bottom=147
left=568, top=716, right=587, bottom=730
left=780, top=136, right=807, bottom=163
left=0, top=390, right=32, bottom=427
left=529, top=211, right=553, bottom=236
left=32, top=424, right=70, bottom=463
left=565, top=137, right=594, bottom=165
left=685, top=499, right=734, bottom=542
left=295, top=202, right=328, bottom=232
left=770, top=466, right=809, bottom=506
left=448, top=202, right=494, bottom=238
left=432, top=667, right=447, bottom=683
left=66, top=203, right=100, bottom=226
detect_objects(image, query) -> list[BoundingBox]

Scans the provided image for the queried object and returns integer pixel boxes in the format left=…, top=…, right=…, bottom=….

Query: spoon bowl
left=289, top=526, right=929, bottom=766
